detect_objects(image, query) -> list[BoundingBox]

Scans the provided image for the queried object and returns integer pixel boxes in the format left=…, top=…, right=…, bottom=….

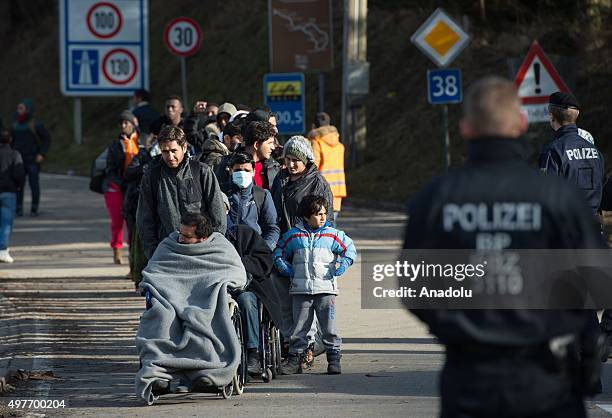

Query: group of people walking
left=98, top=90, right=355, bottom=398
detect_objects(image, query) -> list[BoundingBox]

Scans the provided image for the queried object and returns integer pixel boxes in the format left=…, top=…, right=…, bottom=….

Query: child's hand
left=333, top=262, right=348, bottom=277
left=275, top=259, right=294, bottom=278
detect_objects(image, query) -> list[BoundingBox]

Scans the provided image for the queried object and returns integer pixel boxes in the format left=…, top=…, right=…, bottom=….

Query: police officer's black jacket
left=539, top=124, right=604, bottom=215
left=404, top=136, right=606, bottom=347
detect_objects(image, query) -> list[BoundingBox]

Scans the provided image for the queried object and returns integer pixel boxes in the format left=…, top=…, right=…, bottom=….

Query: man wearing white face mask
left=226, top=152, right=279, bottom=250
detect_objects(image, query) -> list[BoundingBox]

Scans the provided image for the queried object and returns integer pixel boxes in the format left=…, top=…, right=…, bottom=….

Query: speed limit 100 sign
left=164, top=17, right=202, bottom=57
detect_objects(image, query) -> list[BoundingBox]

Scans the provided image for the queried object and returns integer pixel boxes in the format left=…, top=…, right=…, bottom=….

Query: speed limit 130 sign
left=164, top=17, right=202, bottom=57
left=427, top=68, right=462, bottom=105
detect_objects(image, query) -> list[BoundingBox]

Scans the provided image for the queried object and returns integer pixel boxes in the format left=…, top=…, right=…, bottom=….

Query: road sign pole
left=443, top=104, right=450, bottom=171
left=318, top=72, right=325, bottom=113
left=74, top=98, right=82, bottom=145
left=180, top=56, right=188, bottom=108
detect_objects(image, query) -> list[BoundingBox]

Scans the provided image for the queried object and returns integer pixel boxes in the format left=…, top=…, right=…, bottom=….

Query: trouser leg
left=289, top=295, right=315, bottom=355
left=0, top=193, right=16, bottom=250
left=313, top=294, right=341, bottom=351
left=236, top=291, right=259, bottom=350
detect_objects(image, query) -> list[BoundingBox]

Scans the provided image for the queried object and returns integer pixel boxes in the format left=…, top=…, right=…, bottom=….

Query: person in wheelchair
left=226, top=222, right=274, bottom=376
left=135, top=212, right=247, bottom=402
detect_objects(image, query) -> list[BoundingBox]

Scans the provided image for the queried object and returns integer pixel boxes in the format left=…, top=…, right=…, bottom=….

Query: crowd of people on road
left=94, top=89, right=354, bottom=398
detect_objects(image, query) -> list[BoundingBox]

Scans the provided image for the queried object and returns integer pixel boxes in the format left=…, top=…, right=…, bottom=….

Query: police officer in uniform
left=540, top=92, right=604, bottom=216
left=403, top=77, right=606, bottom=417
left=540, top=92, right=611, bottom=354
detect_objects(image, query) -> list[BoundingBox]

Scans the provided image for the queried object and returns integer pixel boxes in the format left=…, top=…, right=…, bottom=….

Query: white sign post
left=59, top=0, right=149, bottom=143
left=164, top=17, right=203, bottom=109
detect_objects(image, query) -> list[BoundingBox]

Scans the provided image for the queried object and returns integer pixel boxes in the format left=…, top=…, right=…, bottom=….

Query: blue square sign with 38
left=427, top=68, right=462, bottom=105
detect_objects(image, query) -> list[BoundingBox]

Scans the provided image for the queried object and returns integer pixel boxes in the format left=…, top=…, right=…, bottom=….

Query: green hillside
left=1, top=0, right=611, bottom=203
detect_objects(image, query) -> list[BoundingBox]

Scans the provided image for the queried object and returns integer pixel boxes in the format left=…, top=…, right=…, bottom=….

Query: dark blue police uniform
left=539, top=123, right=604, bottom=216
left=405, top=137, right=606, bottom=418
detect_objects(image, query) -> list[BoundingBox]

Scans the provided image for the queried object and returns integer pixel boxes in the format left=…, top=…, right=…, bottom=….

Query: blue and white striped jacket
left=273, top=221, right=356, bottom=295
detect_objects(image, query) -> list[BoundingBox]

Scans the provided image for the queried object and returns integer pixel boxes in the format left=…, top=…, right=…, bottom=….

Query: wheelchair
left=142, top=289, right=248, bottom=405
left=258, top=299, right=283, bottom=382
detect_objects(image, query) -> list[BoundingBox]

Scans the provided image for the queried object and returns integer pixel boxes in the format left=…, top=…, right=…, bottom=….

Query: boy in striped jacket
left=274, top=195, right=356, bottom=375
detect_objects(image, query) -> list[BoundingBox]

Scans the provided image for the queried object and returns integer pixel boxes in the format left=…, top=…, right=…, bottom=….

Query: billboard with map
left=268, top=0, right=333, bottom=72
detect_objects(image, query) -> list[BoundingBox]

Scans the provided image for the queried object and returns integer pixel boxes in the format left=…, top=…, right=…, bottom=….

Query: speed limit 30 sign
left=164, top=17, right=202, bottom=57
left=60, top=0, right=149, bottom=96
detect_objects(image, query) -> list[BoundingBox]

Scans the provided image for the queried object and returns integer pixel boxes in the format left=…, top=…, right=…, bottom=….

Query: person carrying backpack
left=11, top=98, right=51, bottom=216
left=226, top=151, right=279, bottom=251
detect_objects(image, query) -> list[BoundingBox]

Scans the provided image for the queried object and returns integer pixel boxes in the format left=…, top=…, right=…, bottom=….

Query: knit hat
left=119, top=110, right=137, bottom=125
left=283, top=135, right=314, bottom=165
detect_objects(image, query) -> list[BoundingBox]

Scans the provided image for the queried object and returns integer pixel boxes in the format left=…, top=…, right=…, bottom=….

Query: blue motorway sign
left=427, top=68, right=462, bottom=104
left=60, top=0, right=149, bottom=96
left=263, top=73, right=305, bottom=135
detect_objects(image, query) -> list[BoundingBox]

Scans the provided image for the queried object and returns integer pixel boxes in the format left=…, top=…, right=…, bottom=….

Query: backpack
left=89, top=147, right=108, bottom=194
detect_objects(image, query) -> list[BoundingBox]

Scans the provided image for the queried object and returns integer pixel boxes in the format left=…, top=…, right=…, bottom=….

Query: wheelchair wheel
left=222, top=383, right=233, bottom=399
left=232, top=305, right=247, bottom=395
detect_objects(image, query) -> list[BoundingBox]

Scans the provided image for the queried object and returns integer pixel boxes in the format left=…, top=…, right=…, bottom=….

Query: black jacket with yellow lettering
left=403, top=137, right=606, bottom=347
left=539, top=124, right=604, bottom=214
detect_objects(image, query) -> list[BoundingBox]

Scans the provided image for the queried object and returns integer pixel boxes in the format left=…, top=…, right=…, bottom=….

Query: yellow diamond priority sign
left=411, top=8, right=470, bottom=67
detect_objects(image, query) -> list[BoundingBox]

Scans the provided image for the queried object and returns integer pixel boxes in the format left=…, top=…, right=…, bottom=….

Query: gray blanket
left=135, top=232, right=247, bottom=401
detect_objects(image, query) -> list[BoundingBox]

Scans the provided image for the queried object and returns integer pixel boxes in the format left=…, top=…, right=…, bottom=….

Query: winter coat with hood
left=200, top=136, right=230, bottom=169
left=308, top=125, right=347, bottom=212
left=136, top=156, right=227, bottom=259
left=273, top=221, right=356, bottom=295
left=0, top=142, right=25, bottom=193
left=271, top=163, right=334, bottom=234
left=11, top=99, right=51, bottom=164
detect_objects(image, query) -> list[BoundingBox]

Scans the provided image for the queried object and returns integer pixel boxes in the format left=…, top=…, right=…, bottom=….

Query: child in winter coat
left=273, top=194, right=356, bottom=375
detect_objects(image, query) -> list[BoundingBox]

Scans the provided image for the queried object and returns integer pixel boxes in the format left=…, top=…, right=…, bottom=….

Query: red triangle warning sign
left=514, top=41, right=571, bottom=105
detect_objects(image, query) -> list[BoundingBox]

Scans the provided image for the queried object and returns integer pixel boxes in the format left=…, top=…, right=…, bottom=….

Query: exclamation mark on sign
left=534, top=62, right=541, bottom=94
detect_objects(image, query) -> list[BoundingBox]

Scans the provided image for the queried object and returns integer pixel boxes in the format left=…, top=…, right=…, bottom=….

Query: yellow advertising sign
left=267, top=81, right=303, bottom=97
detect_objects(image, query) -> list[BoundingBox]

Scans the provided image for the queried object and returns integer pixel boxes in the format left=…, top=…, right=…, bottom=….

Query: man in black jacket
left=0, top=130, right=25, bottom=263
left=11, top=99, right=50, bottom=216
left=403, top=77, right=606, bottom=418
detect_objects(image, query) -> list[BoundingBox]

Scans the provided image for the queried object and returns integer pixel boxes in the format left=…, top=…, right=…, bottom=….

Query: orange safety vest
left=309, top=126, right=347, bottom=211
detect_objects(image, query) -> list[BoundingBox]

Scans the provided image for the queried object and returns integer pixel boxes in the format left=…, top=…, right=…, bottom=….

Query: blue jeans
left=236, top=291, right=258, bottom=350
left=0, top=193, right=17, bottom=250
left=17, top=162, right=40, bottom=213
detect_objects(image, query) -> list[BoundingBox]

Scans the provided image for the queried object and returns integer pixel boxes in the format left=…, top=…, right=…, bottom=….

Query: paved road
left=1, top=174, right=612, bottom=417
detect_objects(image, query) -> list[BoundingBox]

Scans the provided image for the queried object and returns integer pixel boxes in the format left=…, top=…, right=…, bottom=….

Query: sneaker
left=0, top=250, right=14, bottom=264
left=301, top=344, right=314, bottom=370
left=281, top=354, right=303, bottom=375
left=151, top=379, right=171, bottom=396
left=174, top=385, right=190, bottom=394
left=247, top=348, right=260, bottom=375
left=326, top=350, right=342, bottom=375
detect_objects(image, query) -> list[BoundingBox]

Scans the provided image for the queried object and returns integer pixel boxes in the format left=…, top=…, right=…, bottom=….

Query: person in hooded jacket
left=0, top=130, right=25, bottom=263
left=308, top=112, right=347, bottom=226
left=10, top=98, right=51, bottom=216
left=271, top=136, right=333, bottom=235
left=104, top=110, right=140, bottom=264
